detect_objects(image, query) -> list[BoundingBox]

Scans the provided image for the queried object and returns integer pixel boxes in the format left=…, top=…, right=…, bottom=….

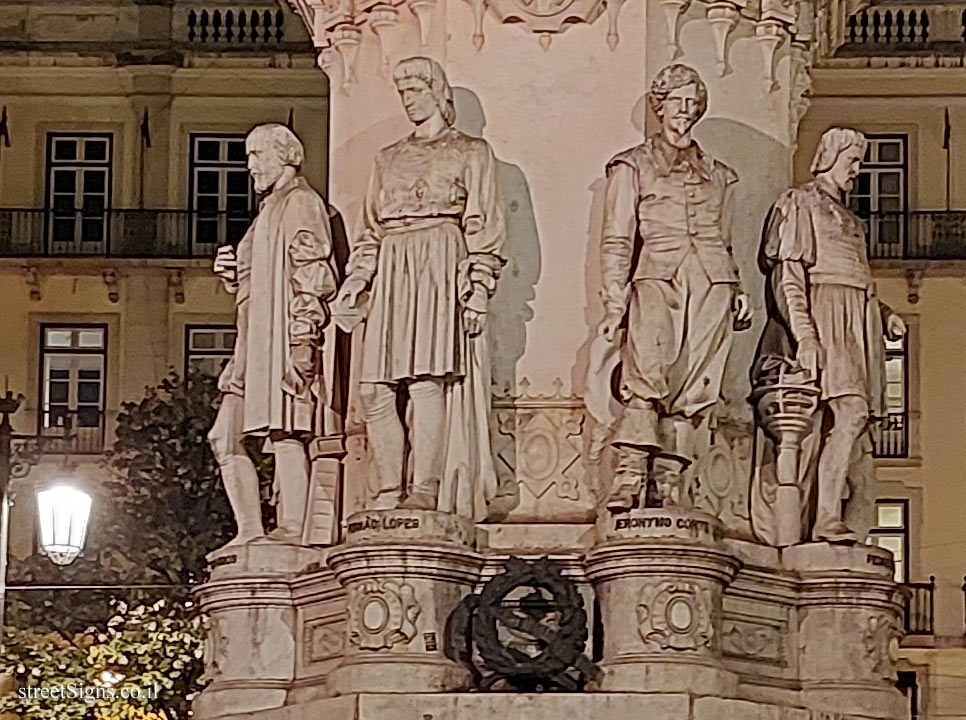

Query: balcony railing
left=0, top=208, right=248, bottom=259
left=864, top=211, right=966, bottom=261
left=903, top=578, right=935, bottom=635
left=39, top=409, right=105, bottom=455
left=184, top=7, right=286, bottom=46
left=842, top=5, right=966, bottom=53
left=871, top=413, right=908, bottom=458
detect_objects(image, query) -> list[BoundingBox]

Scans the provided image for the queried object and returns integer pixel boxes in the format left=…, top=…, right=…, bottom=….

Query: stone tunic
left=600, top=136, right=740, bottom=421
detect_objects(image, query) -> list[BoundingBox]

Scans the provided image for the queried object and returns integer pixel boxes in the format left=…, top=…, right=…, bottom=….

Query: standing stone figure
left=335, top=57, right=505, bottom=520
left=596, top=64, right=752, bottom=513
left=209, top=123, right=340, bottom=546
left=751, top=128, right=906, bottom=544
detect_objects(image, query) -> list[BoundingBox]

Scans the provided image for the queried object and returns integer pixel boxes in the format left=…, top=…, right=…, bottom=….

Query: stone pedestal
left=585, top=507, right=741, bottom=695
left=193, top=541, right=327, bottom=720
left=326, top=509, right=484, bottom=695
left=785, top=542, right=907, bottom=719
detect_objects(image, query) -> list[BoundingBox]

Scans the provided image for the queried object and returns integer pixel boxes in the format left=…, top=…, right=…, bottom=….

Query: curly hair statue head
left=246, top=123, right=305, bottom=168
left=648, top=64, right=709, bottom=121
left=810, top=127, right=868, bottom=176
left=393, top=56, right=457, bottom=127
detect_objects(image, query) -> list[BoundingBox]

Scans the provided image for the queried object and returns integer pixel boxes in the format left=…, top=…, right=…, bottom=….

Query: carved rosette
left=348, top=579, right=421, bottom=650
left=637, top=580, right=714, bottom=652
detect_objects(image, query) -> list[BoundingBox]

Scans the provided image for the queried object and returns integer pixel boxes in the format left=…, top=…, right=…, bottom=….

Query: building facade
left=0, top=0, right=328, bottom=560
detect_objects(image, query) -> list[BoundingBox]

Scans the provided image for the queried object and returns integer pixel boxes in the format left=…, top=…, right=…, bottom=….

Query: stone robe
left=219, top=176, right=339, bottom=437
left=347, top=127, right=506, bottom=520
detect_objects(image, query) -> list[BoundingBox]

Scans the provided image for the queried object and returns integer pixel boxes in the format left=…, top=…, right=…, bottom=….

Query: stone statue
left=750, top=127, right=906, bottom=545
left=209, top=123, right=340, bottom=546
left=335, top=57, right=506, bottom=520
left=593, top=64, right=752, bottom=513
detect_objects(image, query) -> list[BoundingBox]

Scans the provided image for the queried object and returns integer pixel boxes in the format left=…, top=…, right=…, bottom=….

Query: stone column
left=785, top=543, right=907, bottom=719
left=193, top=542, right=327, bottom=719
left=585, top=507, right=741, bottom=694
left=326, top=509, right=484, bottom=694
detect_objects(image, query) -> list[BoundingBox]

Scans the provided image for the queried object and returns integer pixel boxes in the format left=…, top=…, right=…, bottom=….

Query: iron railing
left=903, top=577, right=935, bottom=635
left=864, top=211, right=966, bottom=261
left=38, top=409, right=105, bottom=455
left=871, top=413, right=907, bottom=458
left=0, top=208, right=249, bottom=258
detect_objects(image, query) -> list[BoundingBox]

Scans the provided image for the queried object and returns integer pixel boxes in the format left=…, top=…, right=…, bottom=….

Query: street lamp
left=0, top=389, right=91, bottom=650
left=36, top=484, right=92, bottom=566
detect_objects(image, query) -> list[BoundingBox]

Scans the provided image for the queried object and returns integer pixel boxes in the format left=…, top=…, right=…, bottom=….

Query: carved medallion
left=637, top=581, right=714, bottom=651
left=348, top=579, right=421, bottom=650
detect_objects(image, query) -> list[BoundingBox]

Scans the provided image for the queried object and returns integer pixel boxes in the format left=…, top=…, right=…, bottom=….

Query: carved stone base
left=786, top=542, right=907, bottom=719
left=326, top=510, right=484, bottom=695
left=585, top=508, right=740, bottom=695
left=193, top=541, right=328, bottom=720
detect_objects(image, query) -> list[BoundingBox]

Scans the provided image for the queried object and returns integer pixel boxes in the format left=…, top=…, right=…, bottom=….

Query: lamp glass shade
left=36, top=484, right=92, bottom=565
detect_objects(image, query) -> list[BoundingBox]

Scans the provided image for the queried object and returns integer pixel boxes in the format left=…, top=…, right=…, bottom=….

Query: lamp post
left=0, top=389, right=92, bottom=652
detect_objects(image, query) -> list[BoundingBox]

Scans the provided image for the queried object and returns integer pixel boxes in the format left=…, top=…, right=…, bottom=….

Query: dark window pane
left=197, top=170, right=220, bottom=194
left=196, top=220, right=217, bottom=245
left=855, top=196, right=871, bottom=216
left=77, top=406, right=100, bottom=427
left=197, top=196, right=218, bottom=215
left=78, top=369, right=101, bottom=380
left=83, top=196, right=105, bottom=215
left=84, top=140, right=108, bottom=162
left=53, top=139, right=77, bottom=161
left=83, top=171, right=106, bottom=194
left=53, top=219, right=75, bottom=243
left=53, top=196, right=75, bottom=215
left=879, top=142, right=901, bottom=163
left=857, top=174, right=871, bottom=195
left=82, top=219, right=104, bottom=243
left=197, top=140, right=220, bottom=162
left=77, top=381, right=100, bottom=403
left=49, top=369, right=70, bottom=379
left=227, top=141, right=247, bottom=162
left=227, top=171, right=249, bottom=195
left=54, top=171, right=76, bottom=194
left=226, top=221, right=247, bottom=244
left=47, top=406, right=69, bottom=428
left=879, top=173, right=901, bottom=196
left=192, top=331, right=216, bottom=349
left=226, top=196, right=249, bottom=215
left=48, top=382, right=69, bottom=403
left=221, top=331, right=236, bottom=349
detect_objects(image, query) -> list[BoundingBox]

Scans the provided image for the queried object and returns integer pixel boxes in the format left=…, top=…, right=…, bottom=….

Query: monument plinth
left=326, top=509, right=484, bottom=695
left=585, top=508, right=741, bottom=696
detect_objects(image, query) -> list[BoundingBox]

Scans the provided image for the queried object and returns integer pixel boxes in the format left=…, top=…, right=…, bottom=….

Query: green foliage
left=0, top=599, right=205, bottom=720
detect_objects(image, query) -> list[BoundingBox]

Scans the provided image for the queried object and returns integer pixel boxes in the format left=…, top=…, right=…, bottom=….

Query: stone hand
left=282, top=343, right=315, bottom=396
left=335, top=276, right=367, bottom=309
left=463, top=307, right=486, bottom=336
left=597, top=312, right=623, bottom=343
left=796, top=336, right=825, bottom=380
left=732, top=292, right=753, bottom=330
left=213, top=245, right=238, bottom=283
left=886, top=313, right=907, bottom=341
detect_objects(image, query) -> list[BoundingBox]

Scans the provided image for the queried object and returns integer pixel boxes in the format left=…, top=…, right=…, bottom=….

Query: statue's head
left=393, top=57, right=456, bottom=128
left=245, top=123, right=304, bottom=194
left=649, top=64, right=708, bottom=138
left=810, top=127, right=867, bottom=194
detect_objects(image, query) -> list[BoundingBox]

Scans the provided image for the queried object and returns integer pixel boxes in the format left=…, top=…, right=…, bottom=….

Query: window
left=867, top=500, right=909, bottom=583
left=39, top=325, right=107, bottom=454
left=45, top=134, right=113, bottom=255
left=872, top=332, right=909, bottom=458
left=896, top=671, right=920, bottom=719
left=847, top=134, right=907, bottom=259
left=185, top=325, right=236, bottom=378
left=189, top=135, right=252, bottom=253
